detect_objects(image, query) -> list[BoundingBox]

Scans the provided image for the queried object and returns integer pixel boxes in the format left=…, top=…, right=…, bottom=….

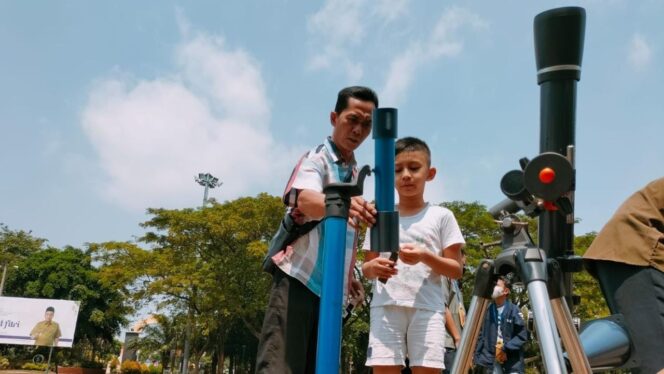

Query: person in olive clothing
left=30, top=306, right=62, bottom=347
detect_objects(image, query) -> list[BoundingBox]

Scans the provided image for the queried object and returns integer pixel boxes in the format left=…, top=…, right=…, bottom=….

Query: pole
left=183, top=173, right=221, bottom=374
left=44, top=346, right=54, bottom=374
left=534, top=6, right=585, bottom=305
left=316, top=166, right=370, bottom=374
left=316, top=200, right=352, bottom=373
left=370, top=108, right=399, bottom=272
left=202, top=185, right=209, bottom=207
left=0, top=262, right=7, bottom=296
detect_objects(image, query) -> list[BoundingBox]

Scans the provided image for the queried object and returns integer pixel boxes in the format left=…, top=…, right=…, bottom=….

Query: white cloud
left=307, top=0, right=368, bottom=81
left=381, top=7, right=486, bottom=106
left=81, top=34, right=298, bottom=211
left=372, top=0, right=410, bottom=23
left=628, top=33, right=652, bottom=71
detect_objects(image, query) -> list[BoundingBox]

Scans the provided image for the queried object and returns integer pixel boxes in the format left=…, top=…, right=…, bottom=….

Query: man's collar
left=325, top=137, right=355, bottom=164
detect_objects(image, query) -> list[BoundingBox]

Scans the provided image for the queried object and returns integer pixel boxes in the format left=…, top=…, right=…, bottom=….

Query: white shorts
left=366, top=305, right=446, bottom=369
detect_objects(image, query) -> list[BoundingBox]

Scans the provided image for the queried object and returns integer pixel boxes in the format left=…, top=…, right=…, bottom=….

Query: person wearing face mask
left=472, top=276, right=528, bottom=374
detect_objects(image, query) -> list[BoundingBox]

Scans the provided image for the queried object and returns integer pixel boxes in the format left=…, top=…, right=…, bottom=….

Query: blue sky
left=1, top=0, right=662, bottom=250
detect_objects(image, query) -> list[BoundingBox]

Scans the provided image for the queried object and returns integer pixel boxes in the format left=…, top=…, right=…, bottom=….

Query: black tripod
left=451, top=152, right=591, bottom=374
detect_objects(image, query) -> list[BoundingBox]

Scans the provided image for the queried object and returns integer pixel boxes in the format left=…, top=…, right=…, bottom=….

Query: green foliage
left=4, top=246, right=129, bottom=366
left=121, top=360, right=142, bottom=374
left=90, top=193, right=284, bottom=373
left=0, top=223, right=46, bottom=262
left=0, top=356, right=9, bottom=370
left=573, top=232, right=611, bottom=320
left=22, top=362, right=48, bottom=370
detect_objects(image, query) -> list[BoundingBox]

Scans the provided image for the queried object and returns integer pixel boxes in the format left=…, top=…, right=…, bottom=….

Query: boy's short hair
left=46, top=306, right=55, bottom=313
left=395, top=137, right=431, bottom=165
left=334, top=86, right=379, bottom=114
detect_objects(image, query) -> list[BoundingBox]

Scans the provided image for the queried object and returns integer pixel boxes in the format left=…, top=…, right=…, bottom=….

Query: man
left=30, top=306, right=61, bottom=347
left=443, top=249, right=467, bottom=374
left=583, top=177, right=664, bottom=373
left=256, top=86, right=379, bottom=374
left=473, top=277, right=528, bottom=374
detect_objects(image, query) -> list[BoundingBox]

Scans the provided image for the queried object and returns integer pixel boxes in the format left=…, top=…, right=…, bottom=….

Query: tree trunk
left=215, top=342, right=224, bottom=374
left=210, top=350, right=218, bottom=374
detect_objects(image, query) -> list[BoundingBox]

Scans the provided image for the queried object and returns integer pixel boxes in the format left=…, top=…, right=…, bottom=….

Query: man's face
left=495, top=279, right=509, bottom=300
left=395, top=150, right=435, bottom=199
left=45, top=311, right=54, bottom=322
left=330, top=97, right=374, bottom=159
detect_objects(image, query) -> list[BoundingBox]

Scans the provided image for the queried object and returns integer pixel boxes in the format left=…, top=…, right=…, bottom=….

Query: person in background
left=443, top=249, right=467, bottom=374
left=473, top=276, right=528, bottom=374
left=30, top=306, right=61, bottom=347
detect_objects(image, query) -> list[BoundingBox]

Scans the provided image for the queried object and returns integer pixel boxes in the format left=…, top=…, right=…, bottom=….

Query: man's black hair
left=334, top=86, right=379, bottom=114
left=497, top=275, right=511, bottom=290
left=46, top=306, right=55, bottom=313
left=395, top=136, right=432, bottom=165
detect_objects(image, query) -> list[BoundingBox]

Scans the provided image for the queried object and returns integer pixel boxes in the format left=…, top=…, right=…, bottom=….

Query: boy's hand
left=349, top=197, right=377, bottom=228
left=362, top=257, right=398, bottom=280
left=398, top=243, right=427, bottom=265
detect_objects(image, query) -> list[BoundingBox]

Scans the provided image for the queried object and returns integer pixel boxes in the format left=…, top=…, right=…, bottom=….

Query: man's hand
left=362, top=257, right=398, bottom=280
left=398, top=243, right=428, bottom=265
left=348, top=197, right=376, bottom=228
left=454, top=335, right=462, bottom=349
left=495, top=342, right=507, bottom=363
left=349, top=279, right=365, bottom=306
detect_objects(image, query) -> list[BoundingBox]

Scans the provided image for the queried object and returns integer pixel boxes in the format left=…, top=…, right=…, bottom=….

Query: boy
left=362, top=137, right=465, bottom=374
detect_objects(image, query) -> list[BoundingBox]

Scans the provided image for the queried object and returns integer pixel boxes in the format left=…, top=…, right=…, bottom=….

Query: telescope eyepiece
left=534, top=7, right=586, bottom=84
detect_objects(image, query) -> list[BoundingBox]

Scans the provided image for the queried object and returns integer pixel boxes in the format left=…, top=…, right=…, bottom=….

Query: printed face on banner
left=0, top=297, right=80, bottom=348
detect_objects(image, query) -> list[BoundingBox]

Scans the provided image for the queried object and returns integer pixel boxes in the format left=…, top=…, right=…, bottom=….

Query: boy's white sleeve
left=440, top=210, right=466, bottom=250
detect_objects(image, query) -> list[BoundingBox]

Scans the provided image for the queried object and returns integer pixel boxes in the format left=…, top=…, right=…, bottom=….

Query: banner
left=0, top=296, right=80, bottom=348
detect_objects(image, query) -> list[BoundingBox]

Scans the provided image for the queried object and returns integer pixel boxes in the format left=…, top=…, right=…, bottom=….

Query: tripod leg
left=452, top=260, right=495, bottom=374
left=551, top=297, right=591, bottom=373
left=451, top=296, right=491, bottom=374
left=528, top=281, right=567, bottom=374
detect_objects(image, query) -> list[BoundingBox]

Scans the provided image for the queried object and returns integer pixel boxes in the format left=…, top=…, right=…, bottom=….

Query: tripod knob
left=523, top=152, right=573, bottom=201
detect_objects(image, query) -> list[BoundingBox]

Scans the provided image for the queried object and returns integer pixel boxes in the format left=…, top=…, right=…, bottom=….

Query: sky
left=1, top=0, right=662, bottom=250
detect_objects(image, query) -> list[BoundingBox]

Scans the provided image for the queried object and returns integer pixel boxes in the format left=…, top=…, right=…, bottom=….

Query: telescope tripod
left=451, top=215, right=591, bottom=374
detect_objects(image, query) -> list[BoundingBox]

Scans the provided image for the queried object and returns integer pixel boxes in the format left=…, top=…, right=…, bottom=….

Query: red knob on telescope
left=539, top=167, right=556, bottom=184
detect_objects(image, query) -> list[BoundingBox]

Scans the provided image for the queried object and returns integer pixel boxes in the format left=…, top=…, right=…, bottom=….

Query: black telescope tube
left=534, top=7, right=585, bottom=300
left=370, top=108, right=399, bottom=255
left=488, top=198, right=519, bottom=220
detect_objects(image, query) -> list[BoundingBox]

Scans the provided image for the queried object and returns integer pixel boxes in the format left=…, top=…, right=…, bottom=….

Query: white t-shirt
left=363, top=203, right=466, bottom=312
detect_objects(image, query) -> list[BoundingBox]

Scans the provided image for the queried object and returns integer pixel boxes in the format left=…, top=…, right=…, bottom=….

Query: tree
left=0, top=224, right=47, bottom=292
left=572, top=232, right=610, bottom=320
left=90, top=193, right=283, bottom=374
left=4, top=246, right=129, bottom=365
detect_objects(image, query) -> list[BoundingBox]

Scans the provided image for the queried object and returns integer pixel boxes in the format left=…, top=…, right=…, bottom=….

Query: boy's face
left=395, top=150, right=436, bottom=198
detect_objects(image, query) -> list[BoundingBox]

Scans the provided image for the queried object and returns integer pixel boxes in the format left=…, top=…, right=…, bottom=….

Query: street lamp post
left=0, top=262, right=7, bottom=296
left=0, top=263, right=17, bottom=296
left=181, top=173, right=222, bottom=374
left=195, top=173, right=223, bottom=206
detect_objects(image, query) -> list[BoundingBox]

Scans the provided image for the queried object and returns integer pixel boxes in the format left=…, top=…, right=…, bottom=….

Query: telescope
left=452, top=7, right=597, bottom=374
